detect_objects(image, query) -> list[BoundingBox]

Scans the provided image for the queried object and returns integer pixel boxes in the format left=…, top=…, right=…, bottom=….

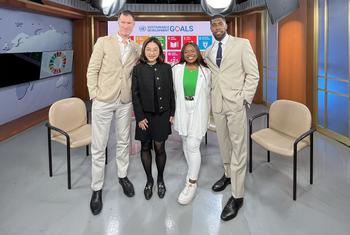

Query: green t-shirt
left=183, top=67, right=199, bottom=97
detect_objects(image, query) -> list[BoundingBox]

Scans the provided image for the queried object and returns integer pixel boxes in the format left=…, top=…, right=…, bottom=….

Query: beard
left=213, top=32, right=227, bottom=41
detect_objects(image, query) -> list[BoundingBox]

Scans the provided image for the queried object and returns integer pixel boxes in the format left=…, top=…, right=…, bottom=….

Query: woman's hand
left=138, top=118, right=149, bottom=130
left=169, top=116, right=174, bottom=124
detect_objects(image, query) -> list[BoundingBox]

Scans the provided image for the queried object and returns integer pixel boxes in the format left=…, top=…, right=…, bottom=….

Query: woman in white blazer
left=172, top=42, right=211, bottom=205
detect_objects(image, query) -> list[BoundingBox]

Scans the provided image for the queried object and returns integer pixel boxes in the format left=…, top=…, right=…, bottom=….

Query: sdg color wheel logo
left=49, top=51, right=67, bottom=75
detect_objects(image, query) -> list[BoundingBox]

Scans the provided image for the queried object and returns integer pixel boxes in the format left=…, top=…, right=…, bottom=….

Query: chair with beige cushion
left=249, top=99, right=316, bottom=200
left=46, top=97, right=106, bottom=189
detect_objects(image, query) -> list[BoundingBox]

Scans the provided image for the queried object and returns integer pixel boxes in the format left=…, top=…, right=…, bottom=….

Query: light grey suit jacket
left=204, top=35, right=259, bottom=113
left=87, top=35, right=140, bottom=103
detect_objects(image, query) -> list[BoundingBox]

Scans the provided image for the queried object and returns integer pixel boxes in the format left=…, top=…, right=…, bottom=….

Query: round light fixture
left=201, top=0, right=235, bottom=16
left=91, top=0, right=126, bottom=17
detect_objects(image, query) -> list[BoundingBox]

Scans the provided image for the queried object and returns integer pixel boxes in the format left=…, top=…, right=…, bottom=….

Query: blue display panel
left=327, top=79, right=349, bottom=95
left=318, top=90, right=325, bottom=128
left=327, top=93, right=349, bottom=136
left=318, top=0, right=349, bottom=139
left=318, top=77, right=325, bottom=90
left=327, top=0, right=349, bottom=80
left=266, top=17, right=278, bottom=104
left=267, top=70, right=277, bottom=104
left=318, top=0, right=325, bottom=76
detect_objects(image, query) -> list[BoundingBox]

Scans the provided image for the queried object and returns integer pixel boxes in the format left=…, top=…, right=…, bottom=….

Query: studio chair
left=249, top=99, right=316, bottom=200
left=46, top=97, right=107, bottom=189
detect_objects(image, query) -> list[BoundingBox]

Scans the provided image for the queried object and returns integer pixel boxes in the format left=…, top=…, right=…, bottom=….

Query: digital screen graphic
left=108, top=21, right=213, bottom=64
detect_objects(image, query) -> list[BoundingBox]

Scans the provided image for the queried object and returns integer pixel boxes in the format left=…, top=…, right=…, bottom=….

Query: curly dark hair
left=178, top=42, right=207, bottom=67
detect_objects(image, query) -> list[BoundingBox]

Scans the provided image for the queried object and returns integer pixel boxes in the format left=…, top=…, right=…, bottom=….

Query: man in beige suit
left=87, top=10, right=140, bottom=215
left=205, top=15, right=259, bottom=221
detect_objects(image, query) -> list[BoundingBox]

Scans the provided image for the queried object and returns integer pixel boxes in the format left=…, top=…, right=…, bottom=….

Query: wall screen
left=108, top=21, right=213, bottom=64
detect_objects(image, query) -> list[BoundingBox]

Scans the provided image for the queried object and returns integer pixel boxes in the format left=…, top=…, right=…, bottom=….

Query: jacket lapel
left=111, top=34, right=122, bottom=64
left=176, top=64, right=185, bottom=99
left=124, top=41, right=138, bottom=65
left=220, top=36, right=235, bottom=68
left=220, top=36, right=236, bottom=69
left=205, top=44, right=214, bottom=63
left=193, top=65, right=204, bottom=102
left=204, top=45, right=219, bottom=73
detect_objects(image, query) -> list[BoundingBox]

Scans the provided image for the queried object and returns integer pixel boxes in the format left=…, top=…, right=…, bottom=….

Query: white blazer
left=172, top=63, right=211, bottom=139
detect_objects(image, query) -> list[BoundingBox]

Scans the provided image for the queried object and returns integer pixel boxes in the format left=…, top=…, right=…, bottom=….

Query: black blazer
left=132, top=62, right=175, bottom=123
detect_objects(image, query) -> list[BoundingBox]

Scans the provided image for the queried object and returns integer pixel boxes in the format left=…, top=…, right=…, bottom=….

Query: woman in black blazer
left=132, top=37, right=175, bottom=200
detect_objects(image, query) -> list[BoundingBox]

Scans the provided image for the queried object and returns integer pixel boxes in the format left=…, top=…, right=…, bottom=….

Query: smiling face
left=210, top=17, right=227, bottom=41
left=145, top=41, right=160, bottom=64
left=118, top=14, right=135, bottom=38
left=183, top=44, right=198, bottom=64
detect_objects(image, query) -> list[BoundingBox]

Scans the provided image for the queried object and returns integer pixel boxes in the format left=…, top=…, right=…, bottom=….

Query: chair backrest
left=269, top=100, right=311, bottom=140
left=49, top=97, right=87, bottom=137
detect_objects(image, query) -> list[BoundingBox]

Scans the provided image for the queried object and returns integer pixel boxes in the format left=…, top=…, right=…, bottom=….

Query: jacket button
left=156, top=77, right=159, bottom=80
left=155, top=68, right=157, bottom=71
left=160, top=106, right=163, bottom=109
left=159, top=97, right=162, bottom=100
left=158, top=87, right=161, bottom=90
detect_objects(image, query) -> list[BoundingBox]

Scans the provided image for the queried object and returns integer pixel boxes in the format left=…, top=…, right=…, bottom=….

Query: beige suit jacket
left=204, top=35, right=259, bottom=113
left=87, top=35, right=140, bottom=103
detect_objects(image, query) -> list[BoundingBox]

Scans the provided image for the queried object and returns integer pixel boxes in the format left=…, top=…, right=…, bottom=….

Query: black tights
left=140, top=140, right=167, bottom=183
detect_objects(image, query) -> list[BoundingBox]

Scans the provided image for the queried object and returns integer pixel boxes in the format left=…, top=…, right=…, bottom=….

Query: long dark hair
left=178, top=42, right=207, bottom=67
left=139, top=37, right=165, bottom=64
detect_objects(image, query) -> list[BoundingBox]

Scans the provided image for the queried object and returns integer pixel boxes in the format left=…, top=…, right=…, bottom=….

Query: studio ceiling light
left=91, top=0, right=126, bottom=17
left=201, top=0, right=235, bottom=16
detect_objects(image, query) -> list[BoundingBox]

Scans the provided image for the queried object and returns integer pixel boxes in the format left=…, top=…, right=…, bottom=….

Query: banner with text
left=108, top=21, right=213, bottom=64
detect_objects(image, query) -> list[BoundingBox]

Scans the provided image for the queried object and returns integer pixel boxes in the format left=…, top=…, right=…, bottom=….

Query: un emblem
left=139, top=25, right=147, bottom=32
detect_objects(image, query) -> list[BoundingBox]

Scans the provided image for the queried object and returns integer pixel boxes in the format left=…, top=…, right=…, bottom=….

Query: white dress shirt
left=117, top=33, right=131, bottom=65
left=209, top=34, right=229, bottom=65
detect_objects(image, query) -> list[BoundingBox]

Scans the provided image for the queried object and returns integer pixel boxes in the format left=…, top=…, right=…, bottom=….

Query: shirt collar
left=116, top=33, right=130, bottom=45
left=215, top=34, right=229, bottom=46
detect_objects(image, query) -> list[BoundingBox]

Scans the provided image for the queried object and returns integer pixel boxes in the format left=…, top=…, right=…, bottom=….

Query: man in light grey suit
left=204, top=15, right=259, bottom=221
left=87, top=10, right=140, bottom=215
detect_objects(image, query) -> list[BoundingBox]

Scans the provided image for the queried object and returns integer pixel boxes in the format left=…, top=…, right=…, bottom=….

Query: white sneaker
left=178, top=182, right=197, bottom=205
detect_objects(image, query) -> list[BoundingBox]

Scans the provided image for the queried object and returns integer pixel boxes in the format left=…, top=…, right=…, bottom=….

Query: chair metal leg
left=267, top=151, right=270, bottom=162
left=105, top=147, right=108, bottom=165
left=47, top=127, right=53, bottom=177
left=205, top=132, right=208, bottom=145
left=310, top=132, right=314, bottom=185
left=249, top=135, right=252, bottom=173
left=67, top=144, right=71, bottom=190
left=293, top=150, right=297, bottom=200
left=86, top=145, right=89, bottom=156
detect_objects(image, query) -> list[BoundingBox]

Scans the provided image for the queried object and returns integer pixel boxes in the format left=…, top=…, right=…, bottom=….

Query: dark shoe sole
left=91, top=206, right=102, bottom=215
left=123, top=191, right=135, bottom=197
